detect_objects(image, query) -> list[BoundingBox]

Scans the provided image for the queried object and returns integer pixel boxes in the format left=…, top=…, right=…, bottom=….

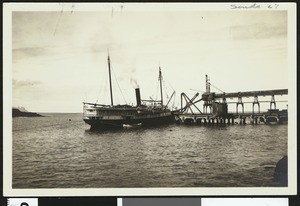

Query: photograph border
left=3, top=2, right=297, bottom=196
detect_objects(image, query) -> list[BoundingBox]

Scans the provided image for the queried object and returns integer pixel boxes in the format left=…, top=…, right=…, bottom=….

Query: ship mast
left=159, top=67, right=163, bottom=106
left=107, top=52, right=114, bottom=106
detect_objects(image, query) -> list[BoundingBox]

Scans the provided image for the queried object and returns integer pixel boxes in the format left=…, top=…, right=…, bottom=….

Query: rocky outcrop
left=274, top=155, right=288, bottom=186
left=12, top=108, right=43, bottom=117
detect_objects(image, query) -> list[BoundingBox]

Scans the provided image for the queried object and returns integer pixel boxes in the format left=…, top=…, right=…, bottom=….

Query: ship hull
left=84, top=119, right=124, bottom=130
left=140, top=114, right=175, bottom=127
left=84, top=114, right=175, bottom=130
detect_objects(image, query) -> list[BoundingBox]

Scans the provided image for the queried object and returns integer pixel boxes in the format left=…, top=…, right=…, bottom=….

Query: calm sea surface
left=12, top=113, right=287, bottom=188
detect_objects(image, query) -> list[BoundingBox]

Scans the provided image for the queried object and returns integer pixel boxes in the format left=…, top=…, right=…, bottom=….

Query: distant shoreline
left=12, top=108, right=44, bottom=117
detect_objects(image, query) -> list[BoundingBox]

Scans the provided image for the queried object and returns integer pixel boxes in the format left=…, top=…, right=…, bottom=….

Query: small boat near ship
left=83, top=54, right=175, bottom=130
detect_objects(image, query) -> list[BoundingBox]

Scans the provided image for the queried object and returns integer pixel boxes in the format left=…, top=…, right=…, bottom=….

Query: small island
left=12, top=107, right=43, bottom=117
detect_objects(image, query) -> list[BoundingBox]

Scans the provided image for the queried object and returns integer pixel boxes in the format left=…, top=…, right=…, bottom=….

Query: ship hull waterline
left=84, top=114, right=175, bottom=130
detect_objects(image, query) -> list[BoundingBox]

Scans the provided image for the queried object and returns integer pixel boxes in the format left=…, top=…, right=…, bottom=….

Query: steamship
left=83, top=54, right=175, bottom=130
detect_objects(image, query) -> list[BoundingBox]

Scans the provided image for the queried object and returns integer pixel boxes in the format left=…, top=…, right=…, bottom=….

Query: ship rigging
left=83, top=53, right=175, bottom=129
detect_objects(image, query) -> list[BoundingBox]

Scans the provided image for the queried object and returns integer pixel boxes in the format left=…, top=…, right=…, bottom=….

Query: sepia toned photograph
left=3, top=3, right=297, bottom=196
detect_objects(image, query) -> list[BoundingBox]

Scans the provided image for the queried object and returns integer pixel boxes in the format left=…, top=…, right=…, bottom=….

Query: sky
left=11, top=7, right=288, bottom=113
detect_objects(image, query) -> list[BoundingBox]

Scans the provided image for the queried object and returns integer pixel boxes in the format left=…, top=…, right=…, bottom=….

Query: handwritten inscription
left=230, top=3, right=280, bottom=10
left=230, top=3, right=260, bottom=9
left=268, top=4, right=279, bottom=9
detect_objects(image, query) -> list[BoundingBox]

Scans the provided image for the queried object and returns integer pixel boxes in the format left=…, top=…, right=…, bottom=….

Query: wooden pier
left=174, top=75, right=288, bottom=125
left=174, top=109, right=288, bottom=125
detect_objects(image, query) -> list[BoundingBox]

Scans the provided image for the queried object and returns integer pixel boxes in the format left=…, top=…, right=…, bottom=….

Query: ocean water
left=12, top=113, right=287, bottom=188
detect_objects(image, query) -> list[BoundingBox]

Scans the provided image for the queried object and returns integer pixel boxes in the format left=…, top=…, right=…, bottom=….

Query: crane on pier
left=179, top=74, right=288, bottom=116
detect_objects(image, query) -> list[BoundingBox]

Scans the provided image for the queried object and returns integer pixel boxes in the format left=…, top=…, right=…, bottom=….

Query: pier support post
left=265, top=117, right=269, bottom=125
left=203, top=102, right=212, bottom=114
left=196, top=118, right=202, bottom=125
left=236, top=96, right=244, bottom=114
left=239, top=117, right=242, bottom=124
left=253, top=95, right=260, bottom=113
left=243, top=117, right=246, bottom=125
left=260, top=116, right=266, bottom=124
left=270, top=95, right=276, bottom=110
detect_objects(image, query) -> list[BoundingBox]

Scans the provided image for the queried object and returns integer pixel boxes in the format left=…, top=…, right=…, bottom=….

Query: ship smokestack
left=135, top=88, right=141, bottom=106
